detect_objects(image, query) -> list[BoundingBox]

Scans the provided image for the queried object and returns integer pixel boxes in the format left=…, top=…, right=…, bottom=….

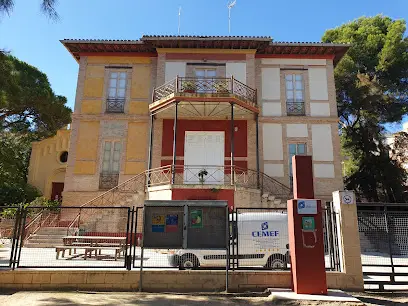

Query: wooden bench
left=55, top=246, right=123, bottom=261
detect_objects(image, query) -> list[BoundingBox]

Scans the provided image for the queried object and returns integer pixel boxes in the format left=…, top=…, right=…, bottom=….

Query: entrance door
left=184, top=131, right=224, bottom=184
left=51, top=182, right=64, bottom=202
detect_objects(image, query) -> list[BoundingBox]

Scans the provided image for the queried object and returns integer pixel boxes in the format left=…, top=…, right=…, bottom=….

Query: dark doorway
left=51, top=182, right=64, bottom=202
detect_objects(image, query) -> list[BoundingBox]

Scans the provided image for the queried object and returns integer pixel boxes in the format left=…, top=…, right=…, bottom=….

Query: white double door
left=184, top=131, right=225, bottom=184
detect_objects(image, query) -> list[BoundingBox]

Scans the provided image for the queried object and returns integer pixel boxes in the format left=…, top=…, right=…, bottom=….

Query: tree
left=392, top=131, right=408, bottom=167
left=0, top=53, right=71, bottom=138
left=0, top=132, right=40, bottom=204
left=0, top=54, right=71, bottom=204
left=0, top=0, right=58, bottom=19
left=323, top=16, right=408, bottom=202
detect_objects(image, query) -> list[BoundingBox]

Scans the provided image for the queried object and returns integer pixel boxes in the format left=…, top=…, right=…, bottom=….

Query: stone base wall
left=0, top=270, right=362, bottom=292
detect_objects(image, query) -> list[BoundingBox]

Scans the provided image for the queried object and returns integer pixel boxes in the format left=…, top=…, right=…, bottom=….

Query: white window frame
left=288, top=143, right=307, bottom=186
left=195, top=68, right=217, bottom=78
left=108, top=71, right=127, bottom=100
left=101, top=140, right=122, bottom=174
left=285, top=73, right=304, bottom=103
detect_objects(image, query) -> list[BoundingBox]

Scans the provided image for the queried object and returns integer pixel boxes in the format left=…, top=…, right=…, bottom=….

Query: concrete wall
left=0, top=270, right=361, bottom=292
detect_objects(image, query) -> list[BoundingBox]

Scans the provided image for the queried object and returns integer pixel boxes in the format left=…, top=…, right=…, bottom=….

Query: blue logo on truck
left=252, top=222, right=279, bottom=237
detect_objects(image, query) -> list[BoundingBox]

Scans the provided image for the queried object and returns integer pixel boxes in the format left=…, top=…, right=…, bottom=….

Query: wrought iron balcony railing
left=99, top=173, right=119, bottom=190
left=153, top=77, right=257, bottom=108
left=83, top=165, right=292, bottom=208
left=286, top=101, right=305, bottom=116
left=106, top=98, right=125, bottom=113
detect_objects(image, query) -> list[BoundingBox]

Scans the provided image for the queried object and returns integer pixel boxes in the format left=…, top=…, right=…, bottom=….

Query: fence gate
left=358, top=203, right=408, bottom=291
left=231, top=205, right=340, bottom=272
left=0, top=206, right=24, bottom=269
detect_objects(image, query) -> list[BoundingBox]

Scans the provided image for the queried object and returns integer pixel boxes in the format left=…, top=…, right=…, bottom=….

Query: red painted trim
left=255, top=54, right=335, bottom=59
left=161, top=119, right=248, bottom=158
left=78, top=52, right=158, bottom=57
left=166, top=53, right=246, bottom=60
left=171, top=188, right=235, bottom=210
left=150, top=96, right=259, bottom=114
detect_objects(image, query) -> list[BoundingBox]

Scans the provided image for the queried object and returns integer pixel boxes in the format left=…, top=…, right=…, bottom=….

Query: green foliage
left=0, top=132, right=41, bottom=205
left=0, top=197, right=60, bottom=218
left=0, top=0, right=58, bottom=20
left=0, top=54, right=71, bottom=205
left=323, top=16, right=408, bottom=202
left=0, top=53, right=71, bottom=138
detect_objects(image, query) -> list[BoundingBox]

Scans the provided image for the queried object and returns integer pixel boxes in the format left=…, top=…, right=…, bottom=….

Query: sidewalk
left=0, top=291, right=367, bottom=306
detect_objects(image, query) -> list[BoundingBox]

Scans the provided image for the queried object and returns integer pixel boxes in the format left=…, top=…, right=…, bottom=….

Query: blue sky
left=0, top=0, right=407, bottom=130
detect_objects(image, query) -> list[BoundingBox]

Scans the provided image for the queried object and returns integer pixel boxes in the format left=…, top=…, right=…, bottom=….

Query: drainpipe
left=147, top=114, right=154, bottom=186
left=256, top=114, right=260, bottom=189
left=230, top=103, right=235, bottom=185
left=171, top=103, right=179, bottom=184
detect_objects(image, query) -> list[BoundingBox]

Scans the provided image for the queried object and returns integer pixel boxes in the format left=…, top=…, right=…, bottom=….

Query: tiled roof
left=61, top=36, right=350, bottom=64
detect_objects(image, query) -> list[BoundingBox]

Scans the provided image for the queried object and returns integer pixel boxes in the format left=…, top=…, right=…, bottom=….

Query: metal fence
left=1, top=204, right=341, bottom=272
left=17, top=206, right=131, bottom=269
left=358, top=202, right=408, bottom=291
left=0, top=206, right=23, bottom=269
left=232, top=206, right=340, bottom=271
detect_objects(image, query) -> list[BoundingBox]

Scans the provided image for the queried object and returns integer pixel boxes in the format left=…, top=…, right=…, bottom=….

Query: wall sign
left=341, top=192, right=354, bottom=205
left=151, top=214, right=165, bottom=232
left=297, top=199, right=317, bottom=215
left=190, top=209, right=203, bottom=228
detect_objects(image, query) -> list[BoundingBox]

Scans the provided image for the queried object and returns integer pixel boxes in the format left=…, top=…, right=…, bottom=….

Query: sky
left=0, top=0, right=407, bottom=130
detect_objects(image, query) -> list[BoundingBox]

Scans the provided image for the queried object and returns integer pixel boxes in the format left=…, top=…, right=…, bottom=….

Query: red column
left=288, top=155, right=327, bottom=295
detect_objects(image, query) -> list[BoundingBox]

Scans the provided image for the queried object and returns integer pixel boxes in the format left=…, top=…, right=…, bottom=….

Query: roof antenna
left=178, top=6, right=181, bottom=35
left=227, top=0, right=236, bottom=35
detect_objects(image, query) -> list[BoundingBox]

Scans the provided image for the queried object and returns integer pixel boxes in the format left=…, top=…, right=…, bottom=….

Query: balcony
left=150, top=77, right=259, bottom=117
left=286, top=101, right=305, bottom=116
left=99, top=173, right=119, bottom=190
left=106, top=98, right=125, bottom=113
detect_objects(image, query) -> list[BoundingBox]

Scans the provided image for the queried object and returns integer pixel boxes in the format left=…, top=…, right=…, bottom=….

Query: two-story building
left=29, top=36, right=349, bottom=209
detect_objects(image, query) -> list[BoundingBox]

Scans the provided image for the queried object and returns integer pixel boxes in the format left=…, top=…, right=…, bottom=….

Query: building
left=28, top=127, right=70, bottom=201
left=30, top=36, right=349, bottom=208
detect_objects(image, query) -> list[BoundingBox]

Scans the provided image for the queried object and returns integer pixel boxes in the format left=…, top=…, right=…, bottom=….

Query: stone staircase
left=359, top=231, right=377, bottom=253
left=261, top=192, right=284, bottom=208
left=24, top=227, right=77, bottom=248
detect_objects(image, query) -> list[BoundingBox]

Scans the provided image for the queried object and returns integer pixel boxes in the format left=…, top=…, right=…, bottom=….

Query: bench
left=55, top=246, right=123, bottom=261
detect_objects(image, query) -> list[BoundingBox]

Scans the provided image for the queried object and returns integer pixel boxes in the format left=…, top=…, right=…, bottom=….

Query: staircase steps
left=24, top=227, right=78, bottom=248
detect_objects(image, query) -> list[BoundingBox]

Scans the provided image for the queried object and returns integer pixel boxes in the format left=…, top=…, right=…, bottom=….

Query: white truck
left=168, top=212, right=289, bottom=269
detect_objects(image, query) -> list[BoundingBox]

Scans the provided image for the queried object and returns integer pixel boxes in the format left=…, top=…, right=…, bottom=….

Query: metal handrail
left=80, top=165, right=291, bottom=209
left=66, top=212, right=81, bottom=236
left=152, top=76, right=257, bottom=106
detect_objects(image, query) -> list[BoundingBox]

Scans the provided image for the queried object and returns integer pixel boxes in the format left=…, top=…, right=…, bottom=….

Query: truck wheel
left=265, top=254, right=287, bottom=269
left=180, top=254, right=199, bottom=269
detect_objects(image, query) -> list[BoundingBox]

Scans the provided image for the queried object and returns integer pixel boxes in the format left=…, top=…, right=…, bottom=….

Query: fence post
left=9, top=206, right=21, bottom=269
left=225, top=205, right=229, bottom=293
left=384, top=205, right=395, bottom=283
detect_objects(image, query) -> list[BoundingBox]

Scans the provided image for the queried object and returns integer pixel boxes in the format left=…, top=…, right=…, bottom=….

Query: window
left=100, top=141, right=121, bottom=190
left=107, top=72, right=127, bottom=113
left=285, top=74, right=305, bottom=115
left=59, top=151, right=68, bottom=163
left=195, top=68, right=217, bottom=78
left=289, top=143, right=307, bottom=188
left=195, top=68, right=217, bottom=93
left=102, top=141, right=122, bottom=174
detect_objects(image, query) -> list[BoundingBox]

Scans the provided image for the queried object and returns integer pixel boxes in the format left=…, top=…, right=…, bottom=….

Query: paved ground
left=0, top=291, right=365, bottom=306
left=1, top=291, right=408, bottom=305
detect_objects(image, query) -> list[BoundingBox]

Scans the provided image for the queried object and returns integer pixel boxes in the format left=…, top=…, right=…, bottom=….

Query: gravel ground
left=0, top=291, right=407, bottom=305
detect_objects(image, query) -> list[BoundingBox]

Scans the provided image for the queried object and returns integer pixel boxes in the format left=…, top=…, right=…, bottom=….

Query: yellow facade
left=81, top=100, right=102, bottom=114
left=29, top=54, right=152, bottom=201
left=131, top=65, right=151, bottom=99
left=74, top=121, right=100, bottom=175
left=27, top=128, right=70, bottom=199
left=128, top=101, right=149, bottom=115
